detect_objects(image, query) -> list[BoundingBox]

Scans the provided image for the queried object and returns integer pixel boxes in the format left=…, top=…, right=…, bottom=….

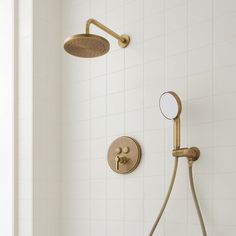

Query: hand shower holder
left=172, top=147, right=200, bottom=166
left=172, top=117, right=200, bottom=166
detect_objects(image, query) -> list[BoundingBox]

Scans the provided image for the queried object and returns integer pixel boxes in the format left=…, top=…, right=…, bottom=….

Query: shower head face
left=159, top=91, right=182, bottom=120
left=64, top=34, right=110, bottom=58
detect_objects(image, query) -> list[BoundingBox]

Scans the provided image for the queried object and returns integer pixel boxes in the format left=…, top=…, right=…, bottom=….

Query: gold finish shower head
left=159, top=91, right=200, bottom=162
left=159, top=91, right=182, bottom=120
left=64, top=34, right=110, bottom=58
left=159, top=91, right=182, bottom=149
left=64, top=18, right=130, bottom=58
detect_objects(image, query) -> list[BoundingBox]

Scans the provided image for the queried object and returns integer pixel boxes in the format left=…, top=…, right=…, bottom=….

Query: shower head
left=64, top=18, right=130, bottom=58
left=64, top=34, right=110, bottom=58
left=159, top=91, right=182, bottom=120
left=159, top=91, right=182, bottom=149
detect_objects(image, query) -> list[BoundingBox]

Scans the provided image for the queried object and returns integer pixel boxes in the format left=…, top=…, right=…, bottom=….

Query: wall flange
left=172, top=147, right=200, bottom=160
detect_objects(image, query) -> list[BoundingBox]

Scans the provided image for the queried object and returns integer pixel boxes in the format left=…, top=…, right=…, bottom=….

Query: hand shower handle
left=173, top=117, right=180, bottom=149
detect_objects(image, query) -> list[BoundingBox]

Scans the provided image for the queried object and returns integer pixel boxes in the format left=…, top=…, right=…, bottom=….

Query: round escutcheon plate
left=107, top=136, right=141, bottom=174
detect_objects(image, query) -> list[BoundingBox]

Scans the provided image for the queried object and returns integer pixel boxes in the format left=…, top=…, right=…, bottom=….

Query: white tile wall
left=16, top=0, right=61, bottom=235
left=16, top=0, right=33, bottom=235
left=57, top=0, right=236, bottom=235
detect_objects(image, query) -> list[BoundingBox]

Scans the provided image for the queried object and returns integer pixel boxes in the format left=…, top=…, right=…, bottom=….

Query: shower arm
left=85, top=18, right=129, bottom=46
left=172, top=117, right=200, bottom=165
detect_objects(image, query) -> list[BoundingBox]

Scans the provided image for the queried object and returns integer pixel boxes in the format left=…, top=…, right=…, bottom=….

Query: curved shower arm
left=85, top=18, right=126, bottom=43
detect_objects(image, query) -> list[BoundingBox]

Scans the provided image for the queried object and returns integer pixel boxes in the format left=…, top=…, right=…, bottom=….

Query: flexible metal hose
left=188, top=165, right=207, bottom=236
left=149, top=157, right=179, bottom=236
left=149, top=158, right=207, bottom=236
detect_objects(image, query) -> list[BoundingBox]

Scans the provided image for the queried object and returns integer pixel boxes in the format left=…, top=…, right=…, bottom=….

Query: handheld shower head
left=159, top=91, right=182, bottom=120
left=150, top=91, right=205, bottom=236
left=159, top=91, right=182, bottom=149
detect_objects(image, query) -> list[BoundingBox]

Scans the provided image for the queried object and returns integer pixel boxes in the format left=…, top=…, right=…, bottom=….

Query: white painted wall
left=16, top=1, right=33, bottom=235
left=33, top=0, right=61, bottom=235
left=0, top=1, right=14, bottom=235
left=60, top=0, right=236, bottom=236
left=16, top=0, right=61, bottom=236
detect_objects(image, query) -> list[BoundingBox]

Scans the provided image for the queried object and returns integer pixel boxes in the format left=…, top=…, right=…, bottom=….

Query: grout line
left=142, top=0, right=145, bottom=233
left=211, top=0, right=215, bottom=233
left=88, top=1, right=92, bottom=235
left=186, top=0, right=190, bottom=231
left=105, top=1, right=108, bottom=235
left=163, top=0, right=167, bottom=234
left=123, top=1, right=126, bottom=235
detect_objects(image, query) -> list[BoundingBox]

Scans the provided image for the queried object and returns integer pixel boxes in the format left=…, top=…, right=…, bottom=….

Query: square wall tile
left=107, top=199, right=124, bottom=221
left=107, top=5, right=124, bottom=30
left=188, top=97, right=213, bottom=125
left=125, top=42, right=143, bottom=68
left=166, top=5, right=187, bottom=33
left=91, top=96, right=106, bottom=118
left=144, top=36, right=165, bottom=63
left=166, top=52, right=187, bottom=79
left=107, top=92, right=124, bottom=115
left=107, top=113, right=124, bottom=136
left=166, top=28, right=187, bottom=56
left=214, top=0, right=236, bottom=17
left=144, top=13, right=165, bottom=41
left=91, top=56, right=106, bottom=78
left=188, top=0, right=212, bottom=25
left=214, top=93, right=236, bottom=121
left=188, top=46, right=212, bottom=75
left=188, top=20, right=212, bottom=50
left=188, top=72, right=212, bottom=99
left=124, top=0, right=143, bottom=24
left=124, top=199, right=143, bottom=221
left=108, top=71, right=124, bottom=94
left=125, top=65, right=143, bottom=90
left=91, top=75, right=106, bottom=98
left=125, top=109, right=143, bottom=133
left=214, top=65, right=236, bottom=94
left=215, top=40, right=236, bottom=68
left=126, top=88, right=143, bottom=111
left=108, top=49, right=124, bottom=73
left=144, top=0, right=164, bottom=17
left=214, top=14, right=236, bottom=44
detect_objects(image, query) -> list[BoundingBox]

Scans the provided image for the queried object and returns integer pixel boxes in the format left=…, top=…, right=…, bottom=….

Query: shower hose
left=149, top=157, right=207, bottom=236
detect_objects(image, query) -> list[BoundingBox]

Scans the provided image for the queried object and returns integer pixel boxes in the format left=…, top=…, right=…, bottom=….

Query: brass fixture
left=64, top=18, right=130, bottom=58
left=159, top=91, right=200, bottom=164
left=107, top=136, right=141, bottom=174
left=172, top=147, right=200, bottom=162
left=149, top=91, right=207, bottom=236
left=115, top=156, right=127, bottom=170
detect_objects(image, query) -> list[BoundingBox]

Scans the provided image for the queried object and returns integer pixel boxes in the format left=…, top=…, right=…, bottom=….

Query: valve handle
left=115, top=156, right=120, bottom=170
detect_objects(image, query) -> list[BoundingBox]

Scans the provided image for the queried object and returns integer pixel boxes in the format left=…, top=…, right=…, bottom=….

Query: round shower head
left=64, top=33, right=110, bottom=58
left=159, top=91, right=182, bottom=120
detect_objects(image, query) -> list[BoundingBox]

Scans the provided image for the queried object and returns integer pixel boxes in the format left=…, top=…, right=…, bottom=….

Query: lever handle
left=115, top=156, right=120, bottom=170
left=115, top=155, right=128, bottom=171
